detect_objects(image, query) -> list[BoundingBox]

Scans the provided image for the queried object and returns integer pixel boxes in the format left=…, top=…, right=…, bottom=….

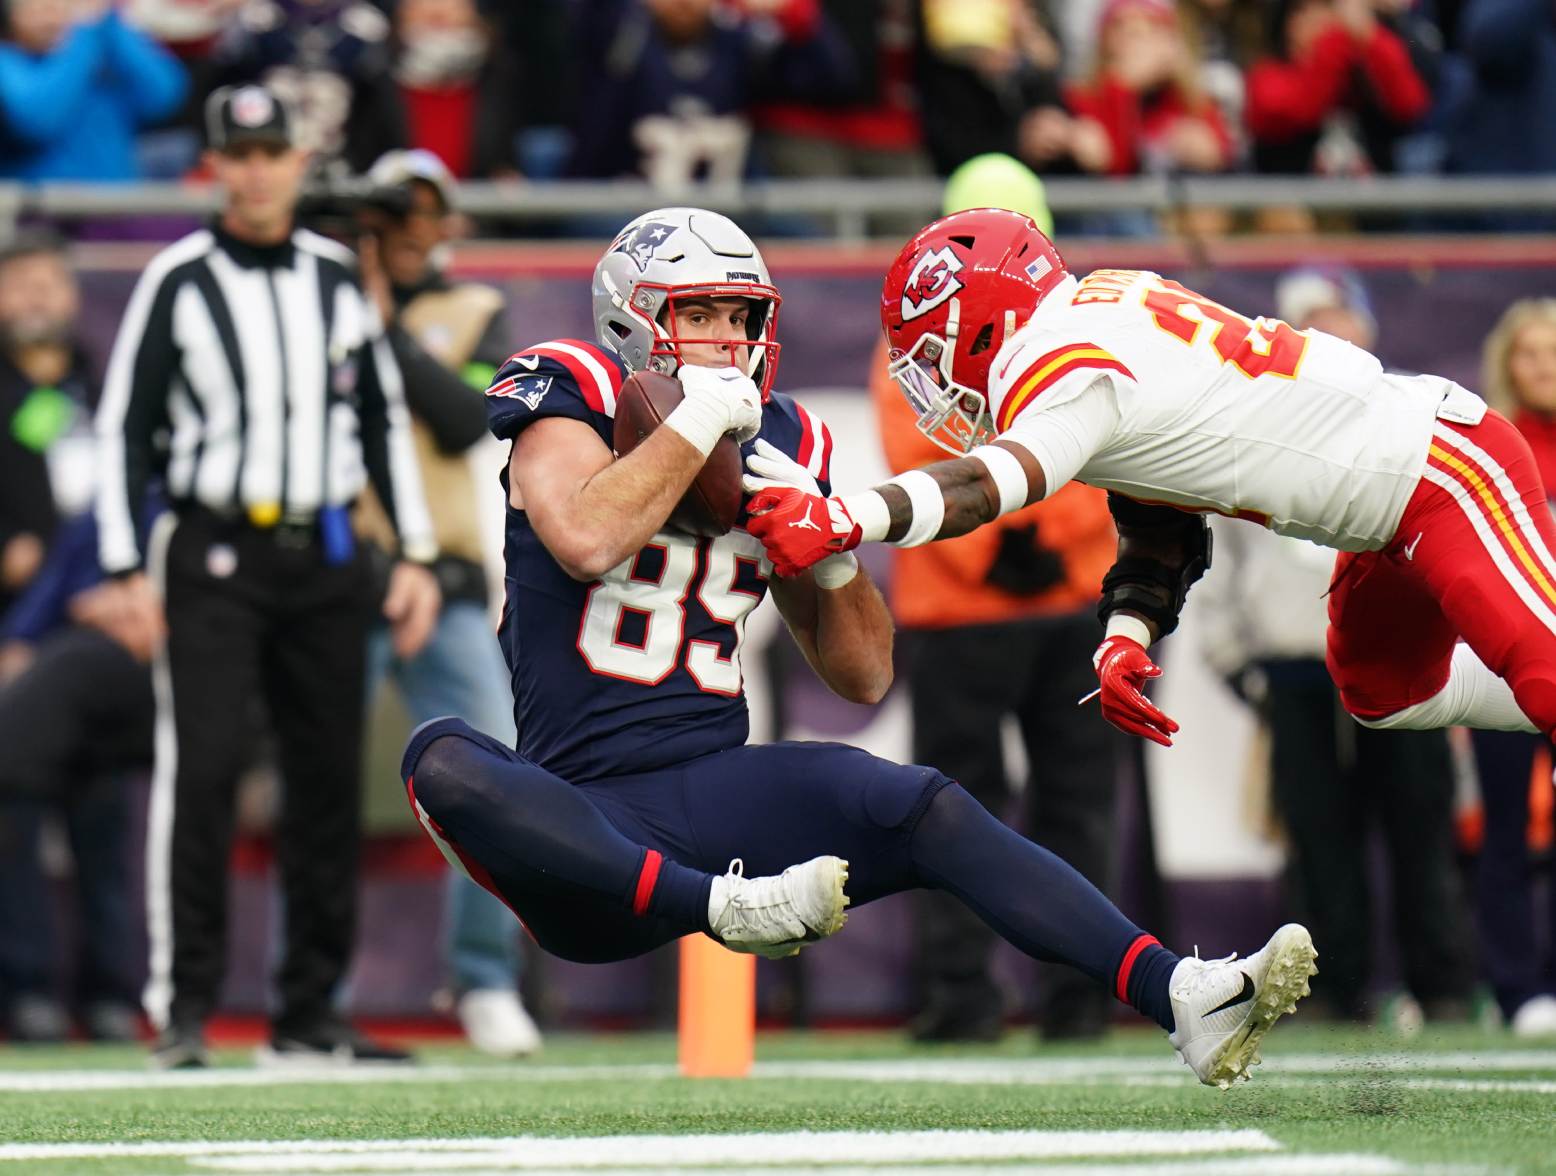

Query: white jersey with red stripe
left=989, top=269, right=1478, bottom=551
left=483, top=337, right=835, bottom=781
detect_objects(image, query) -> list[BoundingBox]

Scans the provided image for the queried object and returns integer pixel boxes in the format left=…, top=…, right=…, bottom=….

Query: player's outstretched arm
left=512, top=417, right=711, bottom=581
left=747, top=442, right=1045, bottom=578
left=873, top=441, right=1045, bottom=544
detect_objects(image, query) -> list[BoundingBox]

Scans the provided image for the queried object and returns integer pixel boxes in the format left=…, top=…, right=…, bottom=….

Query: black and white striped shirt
left=94, top=222, right=435, bottom=573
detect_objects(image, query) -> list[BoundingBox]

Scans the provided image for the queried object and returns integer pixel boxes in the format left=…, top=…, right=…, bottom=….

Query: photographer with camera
left=352, top=148, right=541, bottom=1057
left=94, top=84, right=440, bottom=1069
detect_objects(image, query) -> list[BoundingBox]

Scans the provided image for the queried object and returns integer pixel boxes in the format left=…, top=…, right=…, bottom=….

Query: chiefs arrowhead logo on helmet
left=900, top=246, right=965, bottom=322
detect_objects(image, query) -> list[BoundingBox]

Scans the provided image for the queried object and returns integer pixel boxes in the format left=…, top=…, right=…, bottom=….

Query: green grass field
left=2, top=1026, right=1554, bottom=1174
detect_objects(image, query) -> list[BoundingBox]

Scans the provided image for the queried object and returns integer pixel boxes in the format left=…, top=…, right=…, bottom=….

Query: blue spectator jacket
left=0, top=13, right=187, bottom=182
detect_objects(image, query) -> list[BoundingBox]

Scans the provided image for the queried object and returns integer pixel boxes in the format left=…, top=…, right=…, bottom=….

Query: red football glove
left=1092, top=635, right=1179, bottom=747
left=746, top=488, right=863, bottom=577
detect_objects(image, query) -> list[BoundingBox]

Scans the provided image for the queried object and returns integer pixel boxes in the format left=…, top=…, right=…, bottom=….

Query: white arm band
left=1105, top=613, right=1154, bottom=648
left=839, top=489, right=891, bottom=543
left=967, top=445, right=1030, bottom=517
left=884, top=469, right=945, bottom=548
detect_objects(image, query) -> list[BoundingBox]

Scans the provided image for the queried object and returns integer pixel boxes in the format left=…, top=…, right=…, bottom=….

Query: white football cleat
left=707, top=856, right=850, bottom=959
left=1510, top=994, right=1556, bottom=1038
left=1169, top=922, right=1317, bottom=1090
left=457, top=989, right=542, bottom=1058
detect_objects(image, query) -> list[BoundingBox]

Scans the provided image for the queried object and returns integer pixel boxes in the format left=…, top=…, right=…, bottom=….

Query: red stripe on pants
left=632, top=849, right=664, bottom=916
left=406, top=775, right=533, bottom=939
left=1426, top=432, right=1556, bottom=608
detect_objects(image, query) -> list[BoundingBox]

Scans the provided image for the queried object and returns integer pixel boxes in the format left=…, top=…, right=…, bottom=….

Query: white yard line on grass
left=1262, top=1076, right=1556, bottom=1096
left=3, top=1050, right=1556, bottom=1095
left=0, top=1130, right=1280, bottom=1167
left=0, top=1062, right=674, bottom=1093
left=190, top=1159, right=1440, bottom=1176
left=752, top=1051, right=1556, bottom=1085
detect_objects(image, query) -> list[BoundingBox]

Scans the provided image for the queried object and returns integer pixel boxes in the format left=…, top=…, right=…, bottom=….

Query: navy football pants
left=401, top=717, right=1179, bottom=1027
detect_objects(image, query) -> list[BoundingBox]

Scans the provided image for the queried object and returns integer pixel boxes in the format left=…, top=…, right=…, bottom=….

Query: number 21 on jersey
left=577, top=530, right=767, bottom=697
left=1143, top=277, right=1309, bottom=380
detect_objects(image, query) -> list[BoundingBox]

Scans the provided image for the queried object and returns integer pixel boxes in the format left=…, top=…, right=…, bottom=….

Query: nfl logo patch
left=231, top=87, right=274, bottom=128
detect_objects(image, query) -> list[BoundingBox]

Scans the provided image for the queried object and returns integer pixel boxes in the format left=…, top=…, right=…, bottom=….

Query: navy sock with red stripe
left=407, top=731, right=714, bottom=934
left=1116, top=934, right=1178, bottom=1032
left=908, top=782, right=1179, bottom=1029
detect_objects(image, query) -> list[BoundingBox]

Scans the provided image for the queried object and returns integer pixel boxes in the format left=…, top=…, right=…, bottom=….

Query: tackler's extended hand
left=1090, top=634, right=1179, bottom=747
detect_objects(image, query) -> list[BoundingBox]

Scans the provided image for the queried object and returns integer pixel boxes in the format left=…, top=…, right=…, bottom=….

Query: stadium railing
left=7, top=175, right=1556, bottom=240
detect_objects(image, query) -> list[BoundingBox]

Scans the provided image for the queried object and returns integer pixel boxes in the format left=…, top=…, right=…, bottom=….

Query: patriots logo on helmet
left=900, top=246, right=965, bottom=322
left=612, top=221, right=678, bottom=272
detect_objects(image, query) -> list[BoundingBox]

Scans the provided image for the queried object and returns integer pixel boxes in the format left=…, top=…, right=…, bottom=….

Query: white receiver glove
left=741, top=438, right=859, bottom=589
left=666, top=365, right=764, bottom=454
left=741, top=436, right=820, bottom=497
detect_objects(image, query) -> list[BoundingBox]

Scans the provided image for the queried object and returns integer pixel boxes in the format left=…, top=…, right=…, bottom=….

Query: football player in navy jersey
left=400, top=208, right=1315, bottom=1087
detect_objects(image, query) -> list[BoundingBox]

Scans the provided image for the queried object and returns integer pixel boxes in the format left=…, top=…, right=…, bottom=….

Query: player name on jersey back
left=990, top=269, right=1460, bottom=552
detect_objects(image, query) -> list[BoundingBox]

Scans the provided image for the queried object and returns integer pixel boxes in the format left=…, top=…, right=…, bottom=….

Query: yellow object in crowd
left=247, top=501, right=281, bottom=528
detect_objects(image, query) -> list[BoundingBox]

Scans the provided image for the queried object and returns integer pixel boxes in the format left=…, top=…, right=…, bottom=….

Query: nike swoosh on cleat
left=1204, top=973, right=1256, bottom=1016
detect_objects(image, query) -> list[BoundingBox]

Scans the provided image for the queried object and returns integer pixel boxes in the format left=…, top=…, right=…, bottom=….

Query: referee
left=93, top=85, right=441, bottom=1068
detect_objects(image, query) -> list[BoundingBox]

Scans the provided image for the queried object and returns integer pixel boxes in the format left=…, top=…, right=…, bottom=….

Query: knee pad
left=400, top=718, right=488, bottom=823
left=861, top=758, right=952, bottom=833
left=400, top=717, right=480, bottom=786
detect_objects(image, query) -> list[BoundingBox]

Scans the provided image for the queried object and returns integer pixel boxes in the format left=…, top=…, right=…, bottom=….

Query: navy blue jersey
left=487, top=338, right=833, bottom=783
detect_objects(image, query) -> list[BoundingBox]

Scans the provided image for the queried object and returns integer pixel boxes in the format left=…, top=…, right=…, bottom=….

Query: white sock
left=1354, top=643, right=1537, bottom=734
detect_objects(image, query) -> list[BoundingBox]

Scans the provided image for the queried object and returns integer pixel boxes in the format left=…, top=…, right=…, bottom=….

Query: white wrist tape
left=886, top=470, right=945, bottom=548
left=839, top=490, right=891, bottom=543
left=1105, top=613, right=1153, bottom=649
left=662, top=396, right=728, bottom=457
left=967, top=445, right=1030, bottom=517
left=813, top=552, right=860, bottom=590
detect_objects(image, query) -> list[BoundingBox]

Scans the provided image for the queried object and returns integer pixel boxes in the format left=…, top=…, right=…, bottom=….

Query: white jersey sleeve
left=986, top=320, right=1140, bottom=497
left=998, top=374, right=1122, bottom=496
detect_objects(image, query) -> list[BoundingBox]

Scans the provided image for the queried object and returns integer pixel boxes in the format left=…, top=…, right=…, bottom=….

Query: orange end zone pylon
left=678, top=934, right=755, bottom=1077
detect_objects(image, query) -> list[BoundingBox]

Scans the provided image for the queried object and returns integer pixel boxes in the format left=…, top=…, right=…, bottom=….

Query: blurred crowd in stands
left=0, top=0, right=1553, bottom=229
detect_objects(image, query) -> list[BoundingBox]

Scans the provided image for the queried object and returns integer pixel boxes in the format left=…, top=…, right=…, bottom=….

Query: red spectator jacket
left=1063, top=78, right=1232, bottom=176
left=1513, top=409, right=1556, bottom=504
left=1246, top=23, right=1428, bottom=143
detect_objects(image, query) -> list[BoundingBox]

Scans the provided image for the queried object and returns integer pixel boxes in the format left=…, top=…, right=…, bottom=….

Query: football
left=613, top=369, right=743, bottom=537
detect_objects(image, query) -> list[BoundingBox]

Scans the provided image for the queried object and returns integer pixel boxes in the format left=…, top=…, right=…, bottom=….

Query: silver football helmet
left=592, top=207, right=782, bottom=399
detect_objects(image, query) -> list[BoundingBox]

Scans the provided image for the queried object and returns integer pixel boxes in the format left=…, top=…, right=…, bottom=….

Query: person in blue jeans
left=356, top=149, right=538, bottom=1055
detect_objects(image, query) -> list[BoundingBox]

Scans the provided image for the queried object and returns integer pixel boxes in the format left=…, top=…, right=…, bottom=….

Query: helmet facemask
left=887, top=297, right=996, bottom=455
left=654, top=283, right=781, bottom=399
left=604, top=277, right=781, bottom=400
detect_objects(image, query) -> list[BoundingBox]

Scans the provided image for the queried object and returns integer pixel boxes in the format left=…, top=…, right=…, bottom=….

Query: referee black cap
left=205, top=85, right=293, bottom=153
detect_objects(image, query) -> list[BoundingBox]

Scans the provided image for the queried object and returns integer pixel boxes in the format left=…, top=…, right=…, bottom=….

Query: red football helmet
left=880, top=209, right=1070, bottom=453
